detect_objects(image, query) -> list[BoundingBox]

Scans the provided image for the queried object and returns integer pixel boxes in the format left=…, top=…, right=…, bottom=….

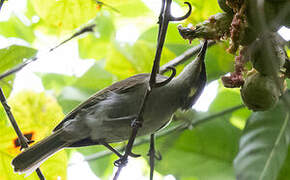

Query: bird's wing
left=53, top=73, right=154, bottom=131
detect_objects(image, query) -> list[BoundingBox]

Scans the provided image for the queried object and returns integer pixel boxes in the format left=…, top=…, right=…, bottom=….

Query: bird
left=12, top=40, right=208, bottom=174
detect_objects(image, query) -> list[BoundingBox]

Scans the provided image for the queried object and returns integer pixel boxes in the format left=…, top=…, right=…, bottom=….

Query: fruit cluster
left=179, top=0, right=290, bottom=111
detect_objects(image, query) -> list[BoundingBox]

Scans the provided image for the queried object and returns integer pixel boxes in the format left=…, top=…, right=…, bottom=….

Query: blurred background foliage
left=0, top=0, right=289, bottom=180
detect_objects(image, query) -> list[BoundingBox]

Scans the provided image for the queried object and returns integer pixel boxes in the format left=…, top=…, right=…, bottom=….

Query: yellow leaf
left=31, top=0, right=100, bottom=34
left=0, top=91, right=67, bottom=180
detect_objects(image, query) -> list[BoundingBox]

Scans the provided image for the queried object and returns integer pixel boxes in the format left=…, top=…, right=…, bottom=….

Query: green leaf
left=139, top=23, right=193, bottom=55
left=105, top=40, right=176, bottom=79
left=78, top=12, right=115, bottom=60
left=277, top=148, right=290, bottom=180
left=206, top=43, right=235, bottom=81
left=0, top=106, right=8, bottom=125
left=0, top=75, right=15, bottom=101
left=107, top=0, right=150, bottom=17
left=0, top=45, right=37, bottom=97
left=209, top=82, right=251, bottom=129
left=0, top=45, right=37, bottom=74
left=53, top=61, right=115, bottom=113
left=57, top=63, right=115, bottom=114
left=57, top=86, right=92, bottom=114
left=79, top=36, right=110, bottom=60
left=30, top=0, right=100, bottom=34
left=175, top=0, right=222, bottom=25
left=209, top=83, right=242, bottom=111
left=36, top=73, right=76, bottom=95
left=234, top=93, right=290, bottom=180
left=105, top=43, right=137, bottom=79
left=73, top=61, right=116, bottom=91
left=0, top=15, right=35, bottom=43
left=154, top=113, right=241, bottom=180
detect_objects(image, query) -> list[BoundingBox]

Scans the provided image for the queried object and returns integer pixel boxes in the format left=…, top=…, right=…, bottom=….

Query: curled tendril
left=154, top=151, right=162, bottom=160
left=170, top=2, right=192, bottom=21
left=154, top=66, right=176, bottom=88
left=128, top=151, right=141, bottom=158
left=147, top=150, right=162, bottom=160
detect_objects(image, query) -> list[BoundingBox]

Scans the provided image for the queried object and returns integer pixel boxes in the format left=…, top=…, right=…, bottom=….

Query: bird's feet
left=114, top=156, right=128, bottom=167
left=131, top=119, right=143, bottom=128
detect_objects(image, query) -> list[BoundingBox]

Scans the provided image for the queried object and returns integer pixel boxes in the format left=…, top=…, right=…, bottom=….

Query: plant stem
left=160, top=40, right=215, bottom=74
left=0, top=0, right=4, bottom=12
left=0, top=24, right=95, bottom=81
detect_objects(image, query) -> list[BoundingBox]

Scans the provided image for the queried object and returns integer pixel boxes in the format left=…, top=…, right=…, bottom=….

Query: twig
left=35, top=169, right=45, bottom=180
left=77, top=104, right=245, bottom=163
left=0, top=24, right=95, bottom=81
left=148, top=134, right=158, bottom=180
left=0, top=89, right=29, bottom=148
left=95, top=1, right=120, bottom=13
left=160, top=40, right=216, bottom=74
left=0, top=0, right=4, bottom=12
left=0, top=57, right=37, bottom=81
left=0, top=88, right=45, bottom=180
left=49, top=24, right=95, bottom=52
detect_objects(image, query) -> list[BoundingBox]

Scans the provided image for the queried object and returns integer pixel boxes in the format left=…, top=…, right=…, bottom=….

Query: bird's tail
left=12, top=129, right=69, bottom=174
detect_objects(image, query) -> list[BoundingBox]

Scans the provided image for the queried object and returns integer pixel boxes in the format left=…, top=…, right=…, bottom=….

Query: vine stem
left=0, top=88, right=45, bottom=180
left=0, top=0, right=4, bottom=12
left=0, top=24, right=95, bottom=81
left=160, top=40, right=215, bottom=74
left=112, top=1, right=192, bottom=179
left=71, top=104, right=245, bottom=164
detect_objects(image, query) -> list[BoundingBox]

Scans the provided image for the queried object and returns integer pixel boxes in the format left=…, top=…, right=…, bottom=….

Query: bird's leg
left=100, top=141, right=141, bottom=160
left=113, top=116, right=146, bottom=167
left=148, top=134, right=162, bottom=180
left=100, top=142, right=123, bottom=158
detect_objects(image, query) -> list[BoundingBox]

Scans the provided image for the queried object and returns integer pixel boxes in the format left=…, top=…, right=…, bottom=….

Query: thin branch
left=148, top=134, right=156, bottom=180
left=160, top=40, right=216, bottom=74
left=0, top=0, right=4, bottom=12
left=36, top=169, right=45, bottom=180
left=0, top=57, right=36, bottom=81
left=112, top=1, right=192, bottom=179
left=95, top=1, right=120, bottom=13
left=0, top=24, right=95, bottom=81
left=0, top=88, right=45, bottom=180
left=76, top=104, right=245, bottom=163
left=113, top=168, right=122, bottom=180
left=0, top=89, right=29, bottom=148
left=48, top=24, right=95, bottom=52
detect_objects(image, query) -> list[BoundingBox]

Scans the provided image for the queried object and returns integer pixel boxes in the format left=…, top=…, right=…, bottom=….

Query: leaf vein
left=258, top=112, right=289, bottom=180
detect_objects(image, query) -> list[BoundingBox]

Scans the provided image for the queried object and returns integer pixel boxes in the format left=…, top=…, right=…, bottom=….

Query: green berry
left=241, top=70, right=281, bottom=111
left=250, top=34, right=286, bottom=76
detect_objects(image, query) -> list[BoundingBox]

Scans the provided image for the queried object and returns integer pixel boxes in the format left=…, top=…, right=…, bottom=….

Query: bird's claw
left=114, top=157, right=128, bottom=167
left=131, top=119, right=143, bottom=128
